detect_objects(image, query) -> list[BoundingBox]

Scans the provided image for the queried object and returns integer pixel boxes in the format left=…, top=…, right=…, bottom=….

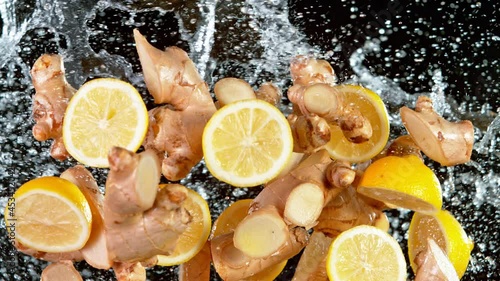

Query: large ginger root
left=40, top=261, right=83, bottom=281
left=287, top=113, right=331, bottom=153
left=179, top=241, right=211, bottom=281
left=134, top=29, right=217, bottom=181
left=30, top=54, right=76, bottom=160
left=104, top=147, right=192, bottom=262
left=400, top=96, right=474, bottom=166
left=292, top=231, right=333, bottom=281
left=211, top=227, right=309, bottom=281
left=232, top=150, right=353, bottom=258
left=414, top=239, right=459, bottom=281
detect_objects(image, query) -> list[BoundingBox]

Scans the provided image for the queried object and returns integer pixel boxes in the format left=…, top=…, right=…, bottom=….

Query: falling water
left=1, top=0, right=498, bottom=280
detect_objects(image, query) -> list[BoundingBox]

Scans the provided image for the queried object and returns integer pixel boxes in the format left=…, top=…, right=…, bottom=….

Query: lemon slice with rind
left=358, top=155, right=443, bottom=214
left=326, top=225, right=407, bottom=281
left=63, top=78, right=148, bottom=168
left=157, top=186, right=211, bottom=266
left=409, top=210, right=474, bottom=278
left=202, top=99, right=293, bottom=187
left=4, top=177, right=92, bottom=253
left=325, top=85, right=390, bottom=163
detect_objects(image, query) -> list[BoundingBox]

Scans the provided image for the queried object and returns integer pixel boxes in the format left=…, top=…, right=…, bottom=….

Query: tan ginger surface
left=178, top=241, right=211, bottom=281
left=400, top=95, right=474, bottom=166
left=414, top=239, right=459, bottom=281
left=104, top=147, right=192, bottom=263
left=134, top=29, right=217, bottom=181
left=211, top=227, right=309, bottom=281
left=292, top=231, right=333, bottom=281
left=40, top=261, right=83, bottom=281
left=30, top=54, right=76, bottom=160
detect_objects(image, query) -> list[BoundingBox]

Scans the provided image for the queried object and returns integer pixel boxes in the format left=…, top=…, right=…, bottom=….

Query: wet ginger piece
left=414, top=239, right=459, bottom=281
left=31, top=54, right=76, bottom=160
left=40, top=261, right=82, bottom=281
left=104, top=147, right=192, bottom=263
left=400, top=95, right=474, bottom=166
left=179, top=241, right=211, bottom=281
left=134, top=29, right=217, bottom=181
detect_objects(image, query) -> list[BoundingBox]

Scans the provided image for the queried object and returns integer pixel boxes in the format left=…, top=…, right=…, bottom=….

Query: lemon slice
left=211, top=199, right=287, bottom=281
left=63, top=78, right=149, bottom=167
left=326, top=225, right=407, bottom=281
left=357, top=155, right=443, bottom=214
left=409, top=210, right=474, bottom=278
left=4, top=177, right=92, bottom=252
left=325, top=85, right=390, bottom=163
left=202, top=99, right=293, bottom=187
left=157, top=186, right=211, bottom=266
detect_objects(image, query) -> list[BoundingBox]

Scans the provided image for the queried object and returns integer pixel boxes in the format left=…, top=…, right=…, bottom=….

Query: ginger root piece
left=104, top=147, right=192, bottom=262
left=233, top=150, right=337, bottom=258
left=60, top=165, right=112, bottom=270
left=288, top=113, right=331, bottom=153
left=134, top=29, right=217, bottom=181
left=292, top=231, right=333, bottom=281
left=113, top=262, right=147, bottom=281
left=288, top=83, right=373, bottom=143
left=314, top=186, right=380, bottom=237
left=14, top=241, right=84, bottom=263
left=255, top=82, right=282, bottom=106
left=40, top=261, right=83, bottom=281
left=30, top=54, right=76, bottom=160
left=211, top=227, right=309, bottom=281
left=214, top=77, right=256, bottom=107
left=290, top=56, right=337, bottom=86
left=400, top=96, right=474, bottom=166
left=179, top=241, right=211, bottom=281
left=414, top=239, right=459, bottom=281
left=214, top=78, right=282, bottom=108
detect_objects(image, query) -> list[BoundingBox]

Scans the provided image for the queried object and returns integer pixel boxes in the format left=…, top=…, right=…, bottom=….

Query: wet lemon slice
left=63, top=78, right=149, bottom=168
left=4, top=177, right=92, bottom=252
left=325, top=85, right=389, bottom=163
left=326, top=225, right=407, bottom=281
left=157, top=186, right=211, bottom=266
left=357, top=155, right=443, bottom=214
left=202, top=99, right=293, bottom=187
left=211, top=199, right=287, bottom=281
left=409, top=210, right=473, bottom=278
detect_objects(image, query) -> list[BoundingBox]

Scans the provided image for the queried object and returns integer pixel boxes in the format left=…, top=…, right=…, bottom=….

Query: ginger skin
left=134, top=29, right=217, bottom=181
left=40, top=261, right=83, bottom=281
left=414, top=239, right=459, bottom=281
left=288, top=113, right=331, bottom=153
left=400, top=96, right=474, bottom=166
left=292, top=231, right=333, bottom=281
left=178, top=242, right=211, bottom=281
left=31, top=54, right=76, bottom=160
left=104, top=147, right=192, bottom=263
left=214, top=77, right=281, bottom=107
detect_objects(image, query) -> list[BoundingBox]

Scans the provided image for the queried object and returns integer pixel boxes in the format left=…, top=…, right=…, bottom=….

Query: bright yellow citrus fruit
left=326, top=225, right=407, bottom=281
left=357, top=155, right=443, bottom=214
left=325, top=84, right=390, bottom=163
left=408, top=210, right=473, bottom=278
left=4, top=177, right=92, bottom=252
left=157, top=186, right=211, bottom=266
left=202, top=99, right=293, bottom=187
left=211, top=199, right=287, bottom=281
left=63, top=78, right=149, bottom=168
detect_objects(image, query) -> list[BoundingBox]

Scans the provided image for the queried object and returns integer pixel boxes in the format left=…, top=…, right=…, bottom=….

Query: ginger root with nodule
left=400, top=96, right=474, bottom=166
left=31, top=54, right=76, bottom=160
left=134, top=29, right=217, bottom=181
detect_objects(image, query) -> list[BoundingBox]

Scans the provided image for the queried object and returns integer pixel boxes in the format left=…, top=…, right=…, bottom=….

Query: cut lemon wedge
left=63, top=78, right=149, bottom=168
left=409, top=210, right=474, bottom=278
left=157, top=186, right=211, bottom=266
left=357, top=155, right=443, bottom=214
left=325, top=85, right=390, bottom=163
left=4, top=177, right=92, bottom=252
left=211, top=199, right=287, bottom=281
left=202, top=99, right=293, bottom=187
left=326, top=225, right=407, bottom=281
